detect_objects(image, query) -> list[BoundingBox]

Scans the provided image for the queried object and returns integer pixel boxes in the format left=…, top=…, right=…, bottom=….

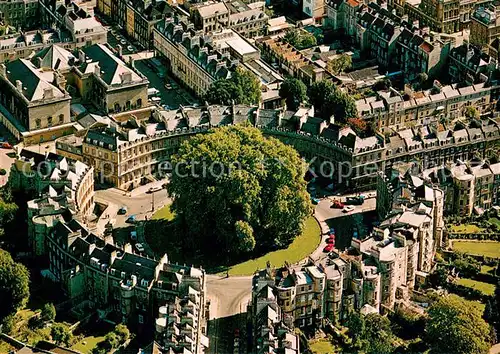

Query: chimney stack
left=16, top=80, right=22, bottom=92
left=0, top=64, right=6, bottom=77
left=94, top=63, right=101, bottom=77
left=78, top=50, right=85, bottom=63
left=117, top=44, right=123, bottom=57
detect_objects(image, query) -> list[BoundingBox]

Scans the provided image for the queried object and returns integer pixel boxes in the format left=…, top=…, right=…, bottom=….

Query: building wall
left=106, top=85, right=148, bottom=114
left=28, top=99, right=71, bottom=131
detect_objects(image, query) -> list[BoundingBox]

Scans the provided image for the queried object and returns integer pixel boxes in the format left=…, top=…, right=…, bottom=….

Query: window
left=137, top=98, right=142, bottom=108
left=138, top=314, right=144, bottom=324
left=59, top=114, right=64, bottom=123
left=47, top=116, right=52, bottom=126
left=35, top=119, right=41, bottom=128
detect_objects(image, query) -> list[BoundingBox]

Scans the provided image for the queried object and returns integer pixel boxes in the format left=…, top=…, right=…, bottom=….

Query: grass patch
left=226, top=217, right=321, bottom=276
left=309, top=338, right=336, bottom=354
left=452, top=240, right=500, bottom=258
left=481, top=265, right=495, bottom=275
left=449, top=224, right=485, bottom=233
left=71, top=335, right=106, bottom=353
left=152, top=203, right=175, bottom=221
left=456, top=278, right=496, bottom=296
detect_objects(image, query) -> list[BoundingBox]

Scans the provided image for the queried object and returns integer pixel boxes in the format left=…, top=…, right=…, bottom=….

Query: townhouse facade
left=470, top=6, right=500, bottom=59
left=423, top=159, right=500, bottom=216
left=356, top=81, right=495, bottom=133
left=448, top=43, right=497, bottom=84
left=0, top=0, right=38, bottom=29
left=45, top=218, right=209, bottom=351
left=324, top=0, right=361, bottom=36
left=391, top=0, right=477, bottom=34
left=38, top=0, right=107, bottom=49
left=9, top=149, right=95, bottom=255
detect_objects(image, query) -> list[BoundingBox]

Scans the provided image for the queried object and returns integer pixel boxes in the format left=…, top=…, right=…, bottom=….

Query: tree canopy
left=283, top=29, right=317, bottom=50
left=204, top=67, right=261, bottom=106
left=308, top=80, right=358, bottom=123
left=41, top=303, right=56, bottom=322
left=426, top=294, right=492, bottom=354
left=167, top=125, right=312, bottom=261
left=0, top=249, right=29, bottom=322
left=279, top=78, right=307, bottom=111
left=50, top=323, right=72, bottom=346
left=327, top=54, right=352, bottom=75
left=346, top=312, right=397, bottom=353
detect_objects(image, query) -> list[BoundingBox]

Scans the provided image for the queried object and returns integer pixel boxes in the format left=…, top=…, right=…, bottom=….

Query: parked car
left=135, top=243, right=145, bottom=253
left=330, top=200, right=344, bottom=209
left=118, top=206, right=127, bottom=215
left=323, top=244, right=334, bottom=252
left=345, top=196, right=365, bottom=205
left=126, top=215, right=137, bottom=223
left=326, top=237, right=335, bottom=244
left=311, top=197, right=320, bottom=205
left=1, top=142, right=12, bottom=149
left=343, top=206, right=355, bottom=213
left=148, top=186, right=162, bottom=193
left=130, top=230, right=137, bottom=241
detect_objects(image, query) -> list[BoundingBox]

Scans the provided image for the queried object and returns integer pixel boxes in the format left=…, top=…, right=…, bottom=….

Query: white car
left=148, top=186, right=162, bottom=193
left=127, top=45, right=134, bottom=52
left=343, top=206, right=355, bottom=213
left=135, top=243, right=145, bottom=253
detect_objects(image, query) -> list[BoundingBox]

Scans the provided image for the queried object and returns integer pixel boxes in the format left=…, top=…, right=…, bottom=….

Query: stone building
left=448, top=43, right=497, bottom=84
left=10, top=149, right=94, bottom=255
left=0, top=0, right=38, bottom=29
left=470, top=6, right=500, bottom=59
left=71, top=44, right=149, bottom=114
left=45, top=217, right=208, bottom=340
left=0, top=58, right=73, bottom=144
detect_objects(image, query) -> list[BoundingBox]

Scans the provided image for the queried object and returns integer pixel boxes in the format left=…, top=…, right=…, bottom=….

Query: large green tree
left=346, top=312, right=397, bottom=353
left=50, top=323, right=72, bottom=346
left=309, top=80, right=335, bottom=112
left=322, top=88, right=358, bottom=123
left=283, top=29, right=317, bottom=50
left=204, top=67, right=261, bottom=106
left=426, top=294, right=492, bottom=354
left=327, top=54, right=352, bottom=75
left=167, top=125, right=312, bottom=259
left=279, top=78, right=307, bottom=111
left=0, top=249, right=29, bottom=322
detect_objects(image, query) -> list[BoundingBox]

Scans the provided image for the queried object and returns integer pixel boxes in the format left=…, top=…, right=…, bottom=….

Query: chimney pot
left=16, top=79, right=22, bottom=92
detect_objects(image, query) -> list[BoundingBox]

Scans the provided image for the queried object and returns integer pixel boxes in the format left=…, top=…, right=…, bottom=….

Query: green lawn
left=71, top=335, right=106, bottom=353
left=481, top=265, right=495, bottom=275
left=456, top=278, right=496, bottom=296
left=449, top=224, right=485, bottom=233
left=226, top=217, right=321, bottom=276
left=152, top=204, right=175, bottom=221
left=452, top=240, right=500, bottom=258
left=309, top=338, right=336, bottom=354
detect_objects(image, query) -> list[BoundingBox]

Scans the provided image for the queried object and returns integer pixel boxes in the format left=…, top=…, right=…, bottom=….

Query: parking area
left=107, top=29, right=138, bottom=56
left=134, top=59, right=199, bottom=110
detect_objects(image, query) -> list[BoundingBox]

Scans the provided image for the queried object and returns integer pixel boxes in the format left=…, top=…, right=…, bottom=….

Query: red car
left=330, top=200, right=344, bottom=209
left=1, top=142, right=12, bottom=149
left=323, top=244, right=334, bottom=252
left=326, top=237, right=335, bottom=244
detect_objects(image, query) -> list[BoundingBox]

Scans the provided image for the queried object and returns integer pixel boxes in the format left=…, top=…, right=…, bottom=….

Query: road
left=206, top=275, right=253, bottom=320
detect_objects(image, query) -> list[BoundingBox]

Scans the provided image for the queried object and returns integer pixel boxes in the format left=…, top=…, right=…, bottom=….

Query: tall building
left=0, top=0, right=38, bottom=29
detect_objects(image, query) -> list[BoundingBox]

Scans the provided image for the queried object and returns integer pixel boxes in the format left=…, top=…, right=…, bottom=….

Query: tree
left=279, top=78, right=307, bottom=111
left=348, top=118, right=367, bottom=135
left=309, top=80, right=335, bottom=112
left=0, top=249, right=29, bottom=322
left=167, top=125, right=312, bottom=261
left=465, top=106, right=480, bottom=119
left=205, top=67, right=261, bottom=106
left=345, top=312, right=396, bottom=353
left=426, top=294, right=492, bottom=354
left=327, top=54, right=352, bottom=75
left=104, top=332, right=120, bottom=349
left=418, top=72, right=428, bottom=85
left=51, top=323, right=72, bottom=347
left=114, top=324, right=130, bottom=344
left=322, top=89, right=358, bottom=123
left=283, top=29, right=317, bottom=50
left=41, top=303, right=56, bottom=322
left=374, top=78, right=391, bottom=91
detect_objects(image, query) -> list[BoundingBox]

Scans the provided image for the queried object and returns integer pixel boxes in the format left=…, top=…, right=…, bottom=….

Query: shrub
left=0, top=169, right=6, bottom=175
